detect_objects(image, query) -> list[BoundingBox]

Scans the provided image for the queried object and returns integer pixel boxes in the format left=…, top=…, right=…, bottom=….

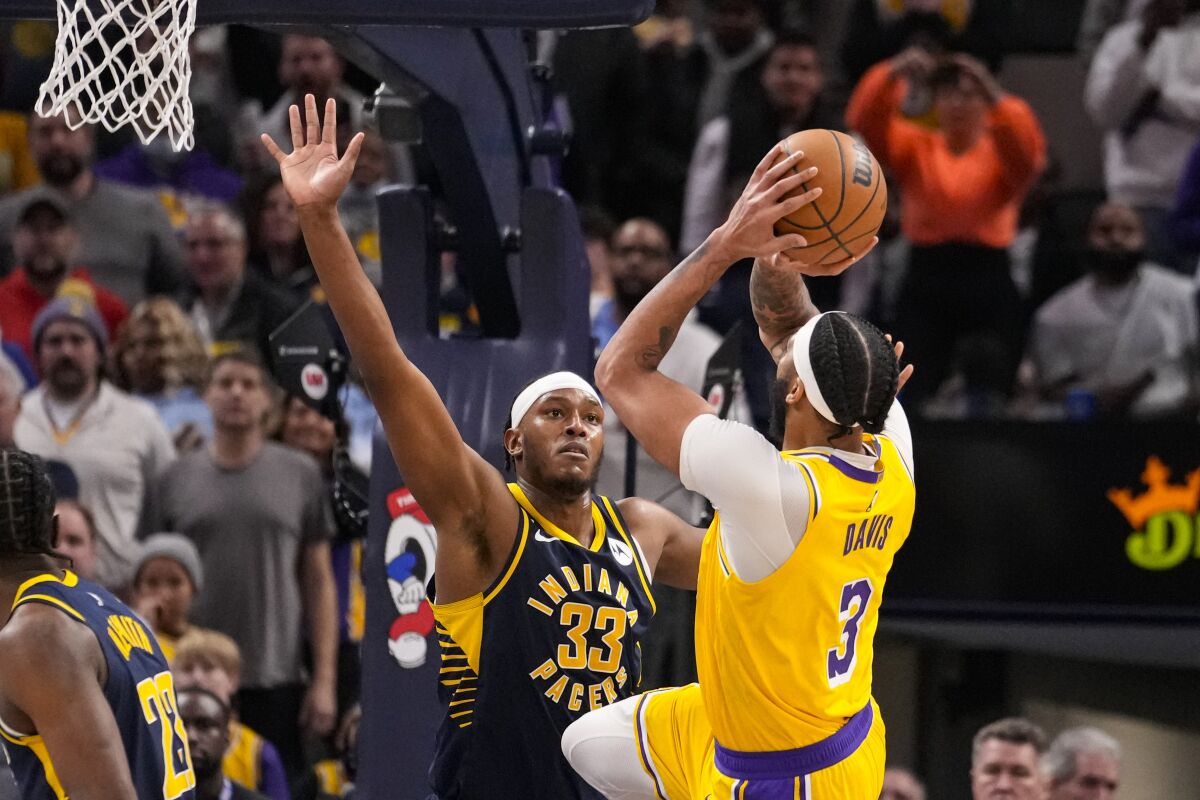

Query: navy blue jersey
left=0, top=571, right=196, bottom=800
left=429, top=486, right=656, bottom=799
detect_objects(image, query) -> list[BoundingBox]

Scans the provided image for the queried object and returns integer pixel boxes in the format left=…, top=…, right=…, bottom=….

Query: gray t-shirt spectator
left=0, top=181, right=184, bottom=304
left=141, top=441, right=334, bottom=688
left=14, top=381, right=176, bottom=587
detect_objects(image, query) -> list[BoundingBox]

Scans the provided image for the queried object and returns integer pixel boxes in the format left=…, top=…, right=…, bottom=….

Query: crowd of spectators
left=0, top=1, right=1197, bottom=797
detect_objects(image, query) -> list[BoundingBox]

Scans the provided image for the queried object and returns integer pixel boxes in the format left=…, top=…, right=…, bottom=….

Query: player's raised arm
left=0, top=606, right=138, bottom=800
left=595, top=145, right=822, bottom=475
left=262, top=96, right=514, bottom=590
left=750, top=254, right=821, bottom=365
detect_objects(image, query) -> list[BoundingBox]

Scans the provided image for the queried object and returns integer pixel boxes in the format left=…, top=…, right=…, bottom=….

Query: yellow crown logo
left=1107, top=457, right=1200, bottom=531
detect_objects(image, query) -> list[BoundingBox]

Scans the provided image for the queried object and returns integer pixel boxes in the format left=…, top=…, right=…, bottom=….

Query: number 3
left=136, top=671, right=196, bottom=799
left=827, top=578, right=873, bottom=688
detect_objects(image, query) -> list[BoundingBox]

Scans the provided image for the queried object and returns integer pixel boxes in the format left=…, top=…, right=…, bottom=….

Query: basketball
left=771, top=129, right=887, bottom=266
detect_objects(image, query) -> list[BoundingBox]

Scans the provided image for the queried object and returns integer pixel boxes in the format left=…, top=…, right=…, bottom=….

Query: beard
left=768, top=378, right=790, bottom=448
left=612, top=278, right=651, bottom=315
left=37, top=154, right=86, bottom=187
left=47, top=359, right=89, bottom=398
left=522, top=444, right=604, bottom=499
left=1087, top=248, right=1143, bottom=282
left=26, top=254, right=69, bottom=283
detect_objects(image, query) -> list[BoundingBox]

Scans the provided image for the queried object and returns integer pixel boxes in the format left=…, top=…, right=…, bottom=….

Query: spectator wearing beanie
left=133, top=532, right=205, bottom=660
left=13, top=296, right=175, bottom=588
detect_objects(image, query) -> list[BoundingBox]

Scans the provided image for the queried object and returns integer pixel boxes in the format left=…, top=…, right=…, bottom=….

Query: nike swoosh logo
left=534, top=531, right=558, bottom=543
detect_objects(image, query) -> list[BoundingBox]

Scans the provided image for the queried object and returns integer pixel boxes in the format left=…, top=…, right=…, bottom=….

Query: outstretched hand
left=711, top=144, right=822, bottom=264
left=261, top=94, right=364, bottom=210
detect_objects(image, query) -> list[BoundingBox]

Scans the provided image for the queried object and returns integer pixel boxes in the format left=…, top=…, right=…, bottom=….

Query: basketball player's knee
left=561, top=703, right=649, bottom=797
left=561, top=710, right=608, bottom=776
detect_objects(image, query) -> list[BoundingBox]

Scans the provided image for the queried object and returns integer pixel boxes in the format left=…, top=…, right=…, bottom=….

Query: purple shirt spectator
left=1169, top=137, right=1200, bottom=256
left=95, top=143, right=244, bottom=207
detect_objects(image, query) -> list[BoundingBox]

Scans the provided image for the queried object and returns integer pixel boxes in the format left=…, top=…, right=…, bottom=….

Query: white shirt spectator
left=1085, top=14, right=1200, bottom=209
left=14, top=381, right=175, bottom=586
left=1030, top=263, right=1198, bottom=416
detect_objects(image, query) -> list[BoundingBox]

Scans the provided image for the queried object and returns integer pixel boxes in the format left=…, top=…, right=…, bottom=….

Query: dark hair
left=808, top=313, right=899, bottom=437
left=769, top=28, right=819, bottom=58
left=54, top=498, right=96, bottom=544
left=972, top=717, right=1048, bottom=762
left=0, top=449, right=57, bottom=556
left=929, top=57, right=974, bottom=93
left=238, top=172, right=310, bottom=275
left=578, top=205, right=616, bottom=246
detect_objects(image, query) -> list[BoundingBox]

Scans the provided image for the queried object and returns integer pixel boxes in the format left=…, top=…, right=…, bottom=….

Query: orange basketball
left=771, top=129, right=887, bottom=266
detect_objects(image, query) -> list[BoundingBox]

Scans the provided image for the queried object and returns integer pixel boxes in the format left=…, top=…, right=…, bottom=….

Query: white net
left=37, top=0, right=197, bottom=151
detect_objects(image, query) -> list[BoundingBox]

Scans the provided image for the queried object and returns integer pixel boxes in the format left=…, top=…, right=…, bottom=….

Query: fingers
left=897, top=363, right=915, bottom=393
left=749, top=142, right=787, bottom=185
left=322, top=96, right=337, bottom=146
left=289, top=104, right=303, bottom=151
left=768, top=166, right=818, bottom=201
left=762, top=150, right=808, bottom=187
left=341, top=131, right=365, bottom=169
left=305, top=94, right=320, bottom=146
left=777, top=186, right=823, bottom=218
left=260, top=134, right=286, bottom=164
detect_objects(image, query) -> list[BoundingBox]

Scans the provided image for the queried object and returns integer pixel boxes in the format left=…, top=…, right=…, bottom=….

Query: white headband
left=509, top=371, right=601, bottom=427
left=791, top=312, right=839, bottom=425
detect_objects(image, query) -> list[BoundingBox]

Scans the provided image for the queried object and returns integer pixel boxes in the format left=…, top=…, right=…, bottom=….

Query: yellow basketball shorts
left=633, top=684, right=886, bottom=799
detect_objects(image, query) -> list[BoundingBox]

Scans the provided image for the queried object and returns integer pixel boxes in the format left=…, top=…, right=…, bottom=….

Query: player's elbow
left=594, top=347, right=626, bottom=399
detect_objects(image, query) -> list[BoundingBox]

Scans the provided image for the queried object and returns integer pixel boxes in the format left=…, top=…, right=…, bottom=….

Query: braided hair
left=808, top=313, right=899, bottom=439
left=0, top=449, right=57, bottom=557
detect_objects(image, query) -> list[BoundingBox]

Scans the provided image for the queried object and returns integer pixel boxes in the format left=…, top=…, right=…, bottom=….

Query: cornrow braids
left=807, top=314, right=900, bottom=437
left=0, top=449, right=57, bottom=556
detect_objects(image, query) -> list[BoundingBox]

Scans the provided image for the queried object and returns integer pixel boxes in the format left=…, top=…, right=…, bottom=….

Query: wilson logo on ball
left=851, top=140, right=874, bottom=187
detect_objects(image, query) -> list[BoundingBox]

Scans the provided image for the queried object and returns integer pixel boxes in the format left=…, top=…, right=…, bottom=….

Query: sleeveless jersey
left=695, top=435, right=915, bottom=752
left=0, top=570, right=196, bottom=800
left=429, top=485, right=656, bottom=799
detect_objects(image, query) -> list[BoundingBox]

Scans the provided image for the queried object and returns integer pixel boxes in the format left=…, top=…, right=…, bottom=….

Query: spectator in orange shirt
left=847, top=50, right=1046, bottom=407
left=0, top=194, right=127, bottom=363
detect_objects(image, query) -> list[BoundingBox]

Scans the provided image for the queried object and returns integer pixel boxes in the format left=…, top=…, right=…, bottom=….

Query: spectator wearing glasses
left=179, top=205, right=299, bottom=364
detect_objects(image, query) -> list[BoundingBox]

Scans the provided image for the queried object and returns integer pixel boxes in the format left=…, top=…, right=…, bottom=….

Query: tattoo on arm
left=637, top=325, right=677, bottom=370
left=750, top=258, right=818, bottom=360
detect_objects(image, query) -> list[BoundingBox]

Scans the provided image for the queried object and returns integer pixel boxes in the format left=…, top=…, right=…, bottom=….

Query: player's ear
left=786, top=378, right=804, bottom=407
left=49, top=514, right=60, bottom=549
left=502, top=428, right=523, bottom=461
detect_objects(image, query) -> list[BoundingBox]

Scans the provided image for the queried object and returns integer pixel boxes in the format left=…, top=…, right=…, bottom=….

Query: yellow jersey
left=694, top=434, right=914, bottom=752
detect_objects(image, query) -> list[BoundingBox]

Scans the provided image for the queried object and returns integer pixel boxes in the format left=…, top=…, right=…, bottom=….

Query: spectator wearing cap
left=53, top=497, right=99, bottom=581
left=133, top=532, right=204, bottom=661
left=0, top=111, right=184, bottom=304
left=0, top=194, right=128, bottom=363
left=13, top=296, right=175, bottom=588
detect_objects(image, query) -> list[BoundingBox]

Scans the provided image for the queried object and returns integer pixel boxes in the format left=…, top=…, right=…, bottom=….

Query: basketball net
left=37, top=0, right=197, bottom=151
